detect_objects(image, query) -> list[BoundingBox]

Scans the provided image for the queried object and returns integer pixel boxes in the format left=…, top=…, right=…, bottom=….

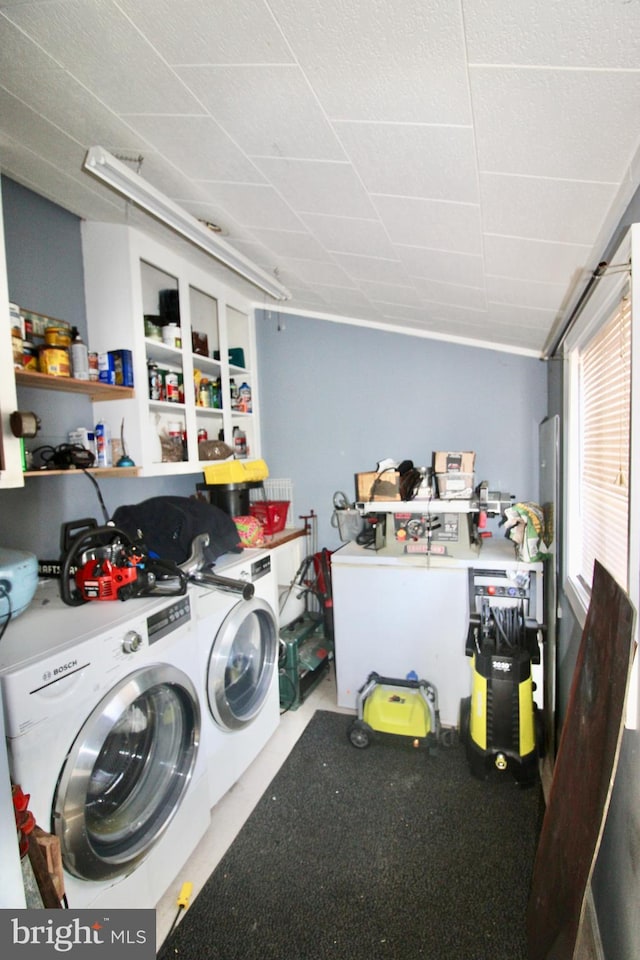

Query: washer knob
left=122, top=630, right=143, bottom=654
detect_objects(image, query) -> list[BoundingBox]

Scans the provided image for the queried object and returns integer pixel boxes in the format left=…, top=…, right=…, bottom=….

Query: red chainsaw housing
left=74, top=557, right=141, bottom=601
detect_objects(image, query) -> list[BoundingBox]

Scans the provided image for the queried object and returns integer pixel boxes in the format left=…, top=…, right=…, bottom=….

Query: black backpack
left=111, top=496, right=242, bottom=565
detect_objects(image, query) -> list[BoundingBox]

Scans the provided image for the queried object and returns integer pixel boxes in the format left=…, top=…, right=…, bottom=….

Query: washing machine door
left=205, top=597, right=277, bottom=731
left=53, top=664, right=200, bottom=882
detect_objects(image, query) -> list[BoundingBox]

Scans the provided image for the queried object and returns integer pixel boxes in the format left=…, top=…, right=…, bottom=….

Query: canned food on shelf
left=44, top=326, right=72, bottom=348
left=39, top=347, right=70, bottom=377
left=88, top=352, right=99, bottom=381
left=164, top=370, right=180, bottom=403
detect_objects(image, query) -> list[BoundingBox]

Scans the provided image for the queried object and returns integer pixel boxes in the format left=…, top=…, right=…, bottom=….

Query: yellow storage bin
left=202, top=458, right=269, bottom=484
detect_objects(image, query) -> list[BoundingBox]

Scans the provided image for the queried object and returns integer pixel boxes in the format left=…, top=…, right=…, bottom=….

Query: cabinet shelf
left=15, top=369, right=134, bottom=401
left=24, top=465, right=140, bottom=478
left=82, top=223, right=260, bottom=475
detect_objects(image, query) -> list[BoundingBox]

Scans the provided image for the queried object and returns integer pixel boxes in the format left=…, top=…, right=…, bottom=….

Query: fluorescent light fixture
left=83, top=146, right=291, bottom=301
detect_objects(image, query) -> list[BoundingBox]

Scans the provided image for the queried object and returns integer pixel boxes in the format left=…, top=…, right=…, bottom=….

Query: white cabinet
left=332, top=555, right=469, bottom=726
left=82, top=223, right=260, bottom=476
left=0, top=183, right=23, bottom=489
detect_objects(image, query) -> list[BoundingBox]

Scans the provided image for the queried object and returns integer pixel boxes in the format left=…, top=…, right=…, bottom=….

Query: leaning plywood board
left=526, top=560, right=636, bottom=960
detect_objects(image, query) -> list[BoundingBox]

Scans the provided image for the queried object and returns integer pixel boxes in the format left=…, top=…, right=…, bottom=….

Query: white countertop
left=331, top=536, right=543, bottom=571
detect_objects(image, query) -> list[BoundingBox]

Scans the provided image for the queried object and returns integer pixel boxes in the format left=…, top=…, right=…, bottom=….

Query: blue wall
left=256, top=310, right=548, bottom=549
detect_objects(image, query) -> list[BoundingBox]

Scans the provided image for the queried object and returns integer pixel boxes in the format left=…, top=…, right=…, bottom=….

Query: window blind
left=579, top=294, right=631, bottom=591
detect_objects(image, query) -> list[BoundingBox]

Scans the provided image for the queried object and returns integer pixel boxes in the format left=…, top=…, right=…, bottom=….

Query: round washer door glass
left=53, top=664, right=200, bottom=881
left=206, top=597, right=277, bottom=731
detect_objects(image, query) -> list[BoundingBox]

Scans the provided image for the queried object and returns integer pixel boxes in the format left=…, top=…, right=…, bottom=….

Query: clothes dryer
left=193, top=550, right=280, bottom=808
left=0, top=581, right=209, bottom=910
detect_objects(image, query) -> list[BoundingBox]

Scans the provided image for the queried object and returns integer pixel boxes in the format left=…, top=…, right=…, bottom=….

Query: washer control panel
left=147, top=595, right=192, bottom=645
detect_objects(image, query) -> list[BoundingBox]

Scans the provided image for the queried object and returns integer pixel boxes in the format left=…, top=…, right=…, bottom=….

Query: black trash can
left=197, top=481, right=258, bottom=517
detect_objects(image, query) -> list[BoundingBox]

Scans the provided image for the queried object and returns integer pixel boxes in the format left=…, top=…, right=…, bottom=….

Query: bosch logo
left=494, top=660, right=511, bottom=673
left=53, top=660, right=78, bottom=676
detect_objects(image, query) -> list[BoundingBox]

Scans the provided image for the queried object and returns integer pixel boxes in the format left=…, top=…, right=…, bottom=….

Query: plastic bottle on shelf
left=238, top=382, right=252, bottom=412
left=233, top=426, right=247, bottom=459
left=212, top=377, right=222, bottom=409
left=95, top=421, right=112, bottom=467
left=199, top=379, right=211, bottom=407
left=70, top=328, right=89, bottom=380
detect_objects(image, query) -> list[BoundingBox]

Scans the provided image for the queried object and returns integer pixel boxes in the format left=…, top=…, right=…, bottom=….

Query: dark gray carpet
left=159, top=709, right=543, bottom=960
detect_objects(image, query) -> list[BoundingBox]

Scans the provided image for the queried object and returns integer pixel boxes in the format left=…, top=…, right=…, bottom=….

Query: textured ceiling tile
left=267, top=0, right=471, bottom=123
left=0, top=135, right=124, bottom=221
left=300, top=213, right=397, bottom=258
left=0, top=19, right=142, bottom=152
left=357, top=279, right=423, bottom=309
left=0, top=0, right=638, bottom=355
left=0, top=87, right=86, bottom=172
left=377, top=302, right=440, bottom=324
left=4, top=0, right=202, bottom=114
left=118, top=0, right=294, bottom=65
left=484, top=302, right=557, bottom=329
left=330, top=253, right=409, bottom=285
left=254, top=157, right=377, bottom=218
left=413, top=277, right=487, bottom=311
left=480, top=172, right=618, bottom=244
left=335, top=121, right=478, bottom=202
left=248, top=227, right=328, bottom=260
left=198, top=182, right=304, bottom=231
left=124, top=115, right=263, bottom=182
left=464, top=0, right=640, bottom=69
left=483, top=234, right=590, bottom=285
left=472, top=67, right=640, bottom=182
left=279, top=257, right=357, bottom=287
left=396, top=245, right=485, bottom=286
left=485, top=275, right=568, bottom=313
left=177, top=65, right=345, bottom=161
left=314, top=286, right=379, bottom=314
left=374, top=195, right=482, bottom=253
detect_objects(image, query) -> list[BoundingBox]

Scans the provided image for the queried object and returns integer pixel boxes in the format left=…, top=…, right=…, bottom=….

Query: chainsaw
left=59, top=520, right=188, bottom=606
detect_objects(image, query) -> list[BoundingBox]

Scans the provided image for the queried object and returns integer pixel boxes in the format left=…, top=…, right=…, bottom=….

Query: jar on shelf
left=148, top=361, right=161, bottom=400
left=162, top=323, right=181, bottom=348
left=199, top=378, right=211, bottom=407
left=44, top=326, right=71, bottom=349
left=39, top=346, right=70, bottom=377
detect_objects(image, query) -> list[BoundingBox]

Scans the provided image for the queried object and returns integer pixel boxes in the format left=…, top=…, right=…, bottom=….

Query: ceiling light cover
left=83, top=146, right=290, bottom=301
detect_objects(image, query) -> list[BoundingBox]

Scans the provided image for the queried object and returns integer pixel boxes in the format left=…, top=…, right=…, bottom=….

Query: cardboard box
left=436, top=472, right=475, bottom=499
left=356, top=469, right=401, bottom=502
left=110, top=349, right=134, bottom=387
left=433, top=451, right=475, bottom=475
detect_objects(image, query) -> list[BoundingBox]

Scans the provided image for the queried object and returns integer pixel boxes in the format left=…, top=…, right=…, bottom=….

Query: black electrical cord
left=278, top=666, right=298, bottom=715
left=0, top=584, right=11, bottom=642
left=80, top=467, right=110, bottom=523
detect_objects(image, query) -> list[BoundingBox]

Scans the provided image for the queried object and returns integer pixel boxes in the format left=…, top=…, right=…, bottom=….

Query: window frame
left=563, top=224, right=639, bottom=727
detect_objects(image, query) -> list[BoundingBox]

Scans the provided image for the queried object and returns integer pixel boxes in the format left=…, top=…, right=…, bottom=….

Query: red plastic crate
left=249, top=500, right=289, bottom=534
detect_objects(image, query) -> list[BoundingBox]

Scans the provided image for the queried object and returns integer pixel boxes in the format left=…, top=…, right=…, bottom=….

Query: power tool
left=59, top=520, right=188, bottom=605
left=460, top=568, right=543, bottom=785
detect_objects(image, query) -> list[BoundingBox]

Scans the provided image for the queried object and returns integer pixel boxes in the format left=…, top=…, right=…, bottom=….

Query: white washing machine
left=193, top=549, right=280, bottom=809
left=0, top=580, right=210, bottom=910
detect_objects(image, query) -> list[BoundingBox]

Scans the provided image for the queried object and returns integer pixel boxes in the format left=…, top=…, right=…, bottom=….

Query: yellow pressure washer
left=460, top=569, right=543, bottom=785
left=348, top=671, right=440, bottom=754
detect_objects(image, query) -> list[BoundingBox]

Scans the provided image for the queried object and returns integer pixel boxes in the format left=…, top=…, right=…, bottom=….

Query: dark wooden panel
left=526, top=560, right=636, bottom=960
